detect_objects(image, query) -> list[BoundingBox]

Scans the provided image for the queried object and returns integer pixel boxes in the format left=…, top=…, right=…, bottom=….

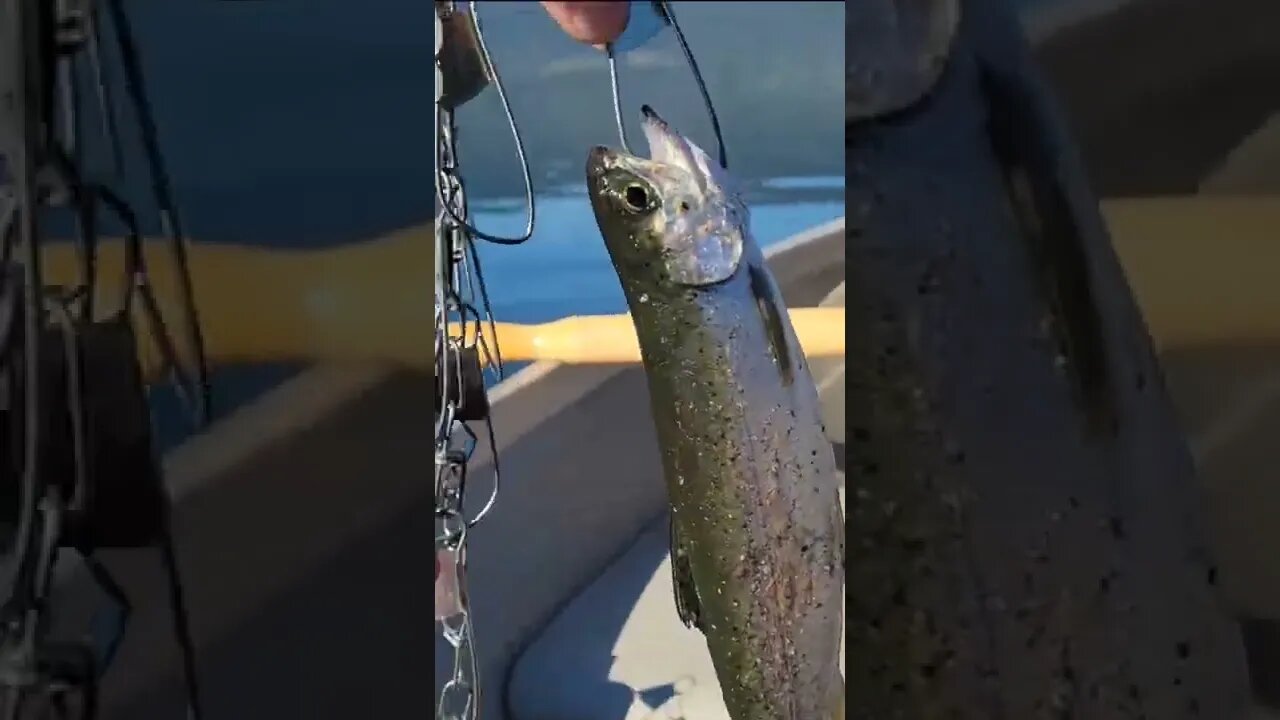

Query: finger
left=540, top=1, right=630, bottom=46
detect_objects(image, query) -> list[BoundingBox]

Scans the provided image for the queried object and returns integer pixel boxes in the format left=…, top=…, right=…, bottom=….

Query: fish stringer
left=434, top=1, right=538, bottom=718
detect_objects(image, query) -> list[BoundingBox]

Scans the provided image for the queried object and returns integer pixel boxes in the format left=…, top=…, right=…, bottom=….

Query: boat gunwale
left=162, top=215, right=849, bottom=498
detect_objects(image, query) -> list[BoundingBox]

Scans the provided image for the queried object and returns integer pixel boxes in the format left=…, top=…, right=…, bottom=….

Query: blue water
left=468, top=178, right=846, bottom=326
left=454, top=177, right=844, bottom=388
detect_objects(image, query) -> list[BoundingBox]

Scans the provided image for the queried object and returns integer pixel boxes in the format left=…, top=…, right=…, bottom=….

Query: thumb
left=540, top=1, right=630, bottom=46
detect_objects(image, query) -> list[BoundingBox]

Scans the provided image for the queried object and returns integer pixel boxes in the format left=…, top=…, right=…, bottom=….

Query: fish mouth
left=639, top=104, right=705, bottom=187
left=586, top=144, right=614, bottom=179
left=585, top=107, right=700, bottom=169
left=587, top=106, right=715, bottom=197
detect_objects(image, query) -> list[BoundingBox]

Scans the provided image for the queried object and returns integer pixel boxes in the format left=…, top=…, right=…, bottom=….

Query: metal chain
left=431, top=5, right=718, bottom=718
left=435, top=4, right=483, bottom=719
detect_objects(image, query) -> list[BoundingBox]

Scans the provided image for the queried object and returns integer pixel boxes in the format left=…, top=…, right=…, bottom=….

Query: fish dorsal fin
left=669, top=517, right=704, bottom=632
left=748, top=263, right=795, bottom=387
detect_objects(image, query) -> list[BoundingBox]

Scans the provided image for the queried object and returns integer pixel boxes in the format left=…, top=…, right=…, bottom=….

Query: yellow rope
left=35, top=195, right=1280, bottom=379
left=1105, top=195, right=1280, bottom=349
left=448, top=307, right=847, bottom=366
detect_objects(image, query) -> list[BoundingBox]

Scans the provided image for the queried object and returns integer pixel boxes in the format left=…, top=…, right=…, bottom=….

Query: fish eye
left=623, top=184, right=652, bottom=212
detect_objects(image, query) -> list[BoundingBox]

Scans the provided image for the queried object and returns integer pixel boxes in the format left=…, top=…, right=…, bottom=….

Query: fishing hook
left=606, top=0, right=729, bottom=169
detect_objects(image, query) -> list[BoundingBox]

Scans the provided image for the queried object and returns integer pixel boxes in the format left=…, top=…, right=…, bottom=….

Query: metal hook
left=606, top=1, right=728, bottom=169
left=606, top=44, right=634, bottom=155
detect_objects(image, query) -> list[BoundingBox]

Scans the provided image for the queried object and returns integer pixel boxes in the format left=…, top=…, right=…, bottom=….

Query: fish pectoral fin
left=669, top=518, right=704, bottom=631
left=748, top=263, right=795, bottom=387
left=976, top=63, right=1116, bottom=438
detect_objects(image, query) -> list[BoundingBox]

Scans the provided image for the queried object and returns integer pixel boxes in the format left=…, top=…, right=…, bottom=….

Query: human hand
left=540, top=1, right=630, bottom=46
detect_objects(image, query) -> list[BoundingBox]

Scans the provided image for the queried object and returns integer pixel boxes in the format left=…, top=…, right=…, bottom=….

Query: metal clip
left=435, top=523, right=480, bottom=720
left=436, top=1, right=491, bottom=111
left=434, top=1, right=534, bottom=245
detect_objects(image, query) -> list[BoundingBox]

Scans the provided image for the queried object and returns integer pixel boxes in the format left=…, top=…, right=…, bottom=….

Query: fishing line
left=86, top=4, right=125, bottom=178
left=438, top=172, right=505, bottom=379
left=462, top=228, right=504, bottom=375
left=105, top=0, right=212, bottom=427
left=607, top=47, right=635, bottom=155
left=0, top=192, right=15, bottom=294
left=0, top=2, right=208, bottom=716
left=7, top=0, right=47, bottom=617
left=658, top=1, right=727, bottom=169
left=607, top=0, right=729, bottom=169
left=436, top=287, right=501, bottom=530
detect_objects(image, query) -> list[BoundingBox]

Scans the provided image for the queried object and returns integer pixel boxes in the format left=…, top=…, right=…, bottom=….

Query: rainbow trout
left=586, top=106, right=844, bottom=720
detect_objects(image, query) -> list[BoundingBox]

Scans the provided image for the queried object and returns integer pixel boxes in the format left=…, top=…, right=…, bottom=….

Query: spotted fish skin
left=836, top=0, right=1250, bottom=716
left=585, top=107, right=844, bottom=720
